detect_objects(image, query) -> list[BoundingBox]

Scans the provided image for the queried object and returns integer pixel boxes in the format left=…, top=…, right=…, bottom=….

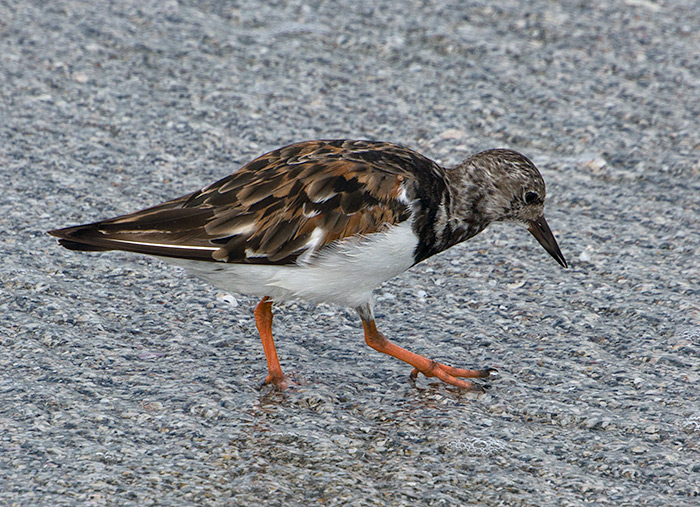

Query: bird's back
left=49, top=139, right=449, bottom=266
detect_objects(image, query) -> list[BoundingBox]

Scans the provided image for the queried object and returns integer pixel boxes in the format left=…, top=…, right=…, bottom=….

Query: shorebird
left=50, top=139, right=567, bottom=390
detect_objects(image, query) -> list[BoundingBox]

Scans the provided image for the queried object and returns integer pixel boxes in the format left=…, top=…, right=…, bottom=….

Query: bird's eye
left=524, top=191, right=539, bottom=204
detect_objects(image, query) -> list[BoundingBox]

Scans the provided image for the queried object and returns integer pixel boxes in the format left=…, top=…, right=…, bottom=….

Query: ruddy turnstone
left=49, top=139, right=566, bottom=390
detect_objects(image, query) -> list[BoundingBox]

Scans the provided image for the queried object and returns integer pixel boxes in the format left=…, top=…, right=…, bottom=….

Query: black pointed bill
left=528, top=216, right=567, bottom=268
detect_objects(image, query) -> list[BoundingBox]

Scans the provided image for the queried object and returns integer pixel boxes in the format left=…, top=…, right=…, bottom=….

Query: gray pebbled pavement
left=1, top=0, right=699, bottom=505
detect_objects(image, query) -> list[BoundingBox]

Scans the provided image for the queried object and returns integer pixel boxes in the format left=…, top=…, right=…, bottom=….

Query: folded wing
left=49, top=140, right=435, bottom=265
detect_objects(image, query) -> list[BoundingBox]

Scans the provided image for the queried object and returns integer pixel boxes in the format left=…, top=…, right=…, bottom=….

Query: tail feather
left=54, top=237, right=111, bottom=252
left=48, top=199, right=222, bottom=262
left=49, top=222, right=221, bottom=261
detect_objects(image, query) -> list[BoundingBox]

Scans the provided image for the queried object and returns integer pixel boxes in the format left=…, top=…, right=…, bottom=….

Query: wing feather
left=50, top=140, right=445, bottom=265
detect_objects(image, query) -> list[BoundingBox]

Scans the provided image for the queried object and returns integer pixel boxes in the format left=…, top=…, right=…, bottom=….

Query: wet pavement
left=1, top=0, right=699, bottom=504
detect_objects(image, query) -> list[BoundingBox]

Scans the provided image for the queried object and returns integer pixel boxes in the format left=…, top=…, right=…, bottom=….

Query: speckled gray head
left=449, top=148, right=568, bottom=268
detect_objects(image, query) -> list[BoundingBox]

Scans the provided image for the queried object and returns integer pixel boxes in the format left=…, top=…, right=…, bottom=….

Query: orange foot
left=263, top=372, right=294, bottom=389
left=359, top=307, right=495, bottom=391
left=410, top=363, right=496, bottom=391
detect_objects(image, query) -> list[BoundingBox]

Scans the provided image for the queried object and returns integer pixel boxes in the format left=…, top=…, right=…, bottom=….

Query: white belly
left=163, top=221, right=418, bottom=308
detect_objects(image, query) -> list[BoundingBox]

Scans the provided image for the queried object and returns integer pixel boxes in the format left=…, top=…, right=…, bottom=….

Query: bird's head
left=450, top=149, right=567, bottom=268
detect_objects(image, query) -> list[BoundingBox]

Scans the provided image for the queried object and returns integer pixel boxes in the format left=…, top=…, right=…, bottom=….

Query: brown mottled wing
left=49, top=140, right=436, bottom=265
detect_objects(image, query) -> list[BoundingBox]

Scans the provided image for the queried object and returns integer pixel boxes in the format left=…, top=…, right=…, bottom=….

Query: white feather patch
left=104, top=238, right=219, bottom=252
left=165, top=221, right=418, bottom=308
left=396, top=183, right=410, bottom=205
left=297, top=227, right=324, bottom=264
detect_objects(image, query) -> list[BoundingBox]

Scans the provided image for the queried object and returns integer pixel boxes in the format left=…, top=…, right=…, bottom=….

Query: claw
left=408, top=362, right=497, bottom=390
left=263, top=374, right=292, bottom=389
left=360, top=312, right=497, bottom=391
left=263, top=370, right=300, bottom=390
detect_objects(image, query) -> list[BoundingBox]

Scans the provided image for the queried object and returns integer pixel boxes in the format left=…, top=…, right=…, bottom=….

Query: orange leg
left=359, top=313, right=493, bottom=391
left=254, top=297, right=288, bottom=388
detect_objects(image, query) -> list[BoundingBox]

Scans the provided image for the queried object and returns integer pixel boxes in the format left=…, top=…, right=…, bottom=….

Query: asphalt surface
left=2, top=0, right=699, bottom=505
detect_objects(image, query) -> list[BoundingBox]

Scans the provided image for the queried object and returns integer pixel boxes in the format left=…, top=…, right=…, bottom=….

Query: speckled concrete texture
left=1, top=0, right=699, bottom=505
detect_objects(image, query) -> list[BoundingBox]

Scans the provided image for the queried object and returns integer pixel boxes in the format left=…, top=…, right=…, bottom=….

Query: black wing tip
left=57, top=238, right=111, bottom=251
left=47, top=223, right=220, bottom=261
left=48, top=225, right=112, bottom=252
left=47, top=227, right=66, bottom=239
left=48, top=224, right=86, bottom=241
